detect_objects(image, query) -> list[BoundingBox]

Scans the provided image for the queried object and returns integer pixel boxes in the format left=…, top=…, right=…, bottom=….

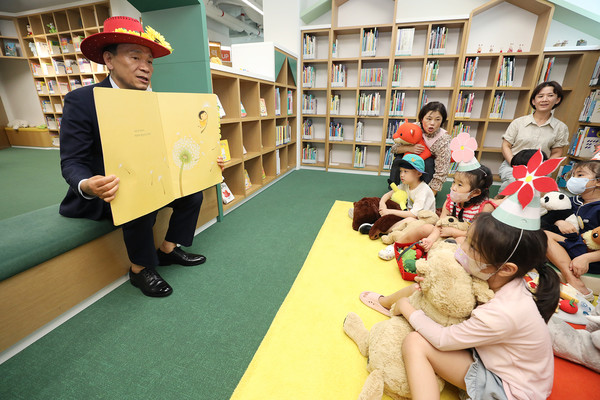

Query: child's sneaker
left=358, top=223, right=372, bottom=234
left=378, top=244, right=395, bottom=261
left=348, top=207, right=354, bottom=219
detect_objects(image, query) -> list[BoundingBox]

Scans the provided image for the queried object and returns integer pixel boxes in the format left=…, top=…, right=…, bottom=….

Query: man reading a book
left=59, top=16, right=223, bottom=297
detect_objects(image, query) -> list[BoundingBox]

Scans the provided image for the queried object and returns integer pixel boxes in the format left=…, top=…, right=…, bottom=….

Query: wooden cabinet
left=13, top=2, right=111, bottom=137
left=211, top=53, right=297, bottom=212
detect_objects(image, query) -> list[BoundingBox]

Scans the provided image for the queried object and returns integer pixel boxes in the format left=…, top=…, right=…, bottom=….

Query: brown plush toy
left=380, top=210, right=439, bottom=245
left=435, top=215, right=470, bottom=232
left=351, top=197, right=404, bottom=233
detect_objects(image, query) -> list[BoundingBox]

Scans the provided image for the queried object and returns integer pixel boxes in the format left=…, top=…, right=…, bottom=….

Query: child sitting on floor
left=379, top=133, right=495, bottom=260
left=546, top=156, right=600, bottom=302
left=353, top=154, right=435, bottom=236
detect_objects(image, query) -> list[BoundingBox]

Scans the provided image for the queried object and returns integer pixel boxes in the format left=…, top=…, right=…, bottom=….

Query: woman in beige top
left=389, top=101, right=451, bottom=194
left=498, top=81, right=569, bottom=193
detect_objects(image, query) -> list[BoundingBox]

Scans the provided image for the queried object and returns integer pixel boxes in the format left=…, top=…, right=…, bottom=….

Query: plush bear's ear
left=472, top=277, right=494, bottom=304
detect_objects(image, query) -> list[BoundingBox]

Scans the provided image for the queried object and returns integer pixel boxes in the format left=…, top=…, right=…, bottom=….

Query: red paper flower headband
left=499, top=149, right=564, bottom=208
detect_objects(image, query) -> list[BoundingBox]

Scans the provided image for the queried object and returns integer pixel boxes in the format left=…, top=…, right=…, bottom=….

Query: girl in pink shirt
left=395, top=210, right=560, bottom=400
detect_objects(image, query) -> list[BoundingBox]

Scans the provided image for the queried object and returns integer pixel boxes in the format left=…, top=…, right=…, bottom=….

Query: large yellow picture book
left=94, top=87, right=222, bottom=225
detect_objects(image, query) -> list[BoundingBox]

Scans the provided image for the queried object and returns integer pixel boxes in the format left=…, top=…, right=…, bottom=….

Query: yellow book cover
left=94, top=87, right=222, bottom=225
left=244, top=169, right=252, bottom=188
left=220, top=139, right=231, bottom=162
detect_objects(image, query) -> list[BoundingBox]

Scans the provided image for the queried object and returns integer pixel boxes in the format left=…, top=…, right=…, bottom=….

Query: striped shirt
left=445, top=194, right=496, bottom=223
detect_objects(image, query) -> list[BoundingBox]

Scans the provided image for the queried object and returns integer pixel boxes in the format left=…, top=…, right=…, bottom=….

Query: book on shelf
left=332, top=38, right=338, bottom=58
left=59, top=81, right=69, bottom=95
left=303, top=34, right=316, bottom=59
left=428, top=26, right=446, bottom=55
left=35, top=80, right=48, bottom=94
left=391, top=64, right=402, bottom=87
left=331, top=63, right=347, bottom=87
left=41, top=99, right=53, bottom=113
left=82, top=78, right=94, bottom=86
left=579, top=90, right=600, bottom=123
left=420, top=90, right=428, bottom=110
left=65, top=59, right=78, bottom=74
left=244, top=169, right=252, bottom=188
left=302, top=119, right=314, bottom=139
left=329, top=121, right=344, bottom=141
left=40, top=61, right=53, bottom=76
left=28, top=42, right=37, bottom=57
left=538, top=56, right=555, bottom=85
left=590, top=55, right=600, bottom=86
left=355, top=121, right=364, bottom=142
left=389, top=90, right=405, bottom=117
left=221, top=181, right=235, bottom=204
left=72, top=35, right=83, bottom=52
left=360, top=67, right=383, bottom=87
left=423, top=60, right=439, bottom=87
left=52, top=59, right=66, bottom=75
left=287, top=90, right=293, bottom=115
left=497, top=56, right=515, bottom=87
left=302, top=65, right=315, bottom=88
left=216, top=95, right=226, bottom=118
left=302, top=93, right=317, bottom=114
left=35, top=41, right=49, bottom=57
left=361, top=28, right=378, bottom=57
left=240, top=102, right=247, bottom=117
left=31, top=62, right=42, bottom=76
left=275, top=88, right=281, bottom=116
left=47, top=79, right=58, bottom=94
left=489, top=91, right=506, bottom=119
left=3, top=42, right=17, bottom=56
left=455, top=91, right=475, bottom=118
left=354, top=145, right=367, bottom=168
left=54, top=102, right=62, bottom=113
left=60, top=37, right=74, bottom=53
left=69, top=78, right=82, bottom=90
left=330, top=94, right=340, bottom=115
left=383, top=147, right=393, bottom=170
left=302, top=144, right=318, bottom=164
left=276, top=122, right=291, bottom=145
left=451, top=122, right=470, bottom=138
left=48, top=40, right=61, bottom=55
left=276, top=149, right=281, bottom=175
left=386, top=120, right=400, bottom=144
left=461, top=57, right=478, bottom=87
left=219, top=139, right=231, bottom=162
left=395, top=27, right=415, bottom=56
left=259, top=98, right=268, bottom=116
left=358, top=92, right=380, bottom=116
left=46, top=116, right=57, bottom=130
left=261, top=167, right=266, bottom=180
left=568, top=126, right=600, bottom=158
left=77, top=57, right=92, bottom=73
left=57, top=117, right=62, bottom=130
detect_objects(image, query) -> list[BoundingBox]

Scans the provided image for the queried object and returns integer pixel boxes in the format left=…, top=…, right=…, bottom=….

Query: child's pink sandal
left=359, top=291, right=391, bottom=317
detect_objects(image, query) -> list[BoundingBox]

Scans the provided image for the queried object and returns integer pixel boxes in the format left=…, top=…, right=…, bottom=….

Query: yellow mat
left=231, top=201, right=460, bottom=399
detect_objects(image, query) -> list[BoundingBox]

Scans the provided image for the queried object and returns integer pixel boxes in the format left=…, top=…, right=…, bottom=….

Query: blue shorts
left=461, top=349, right=507, bottom=400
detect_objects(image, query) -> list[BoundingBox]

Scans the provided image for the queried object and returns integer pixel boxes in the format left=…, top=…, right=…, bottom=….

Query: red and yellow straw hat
left=80, top=16, right=172, bottom=64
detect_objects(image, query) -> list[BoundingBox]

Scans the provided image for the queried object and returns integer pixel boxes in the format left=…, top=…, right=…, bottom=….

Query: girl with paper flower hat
left=377, top=133, right=495, bottom=260
left=386, top=150, right=561, bottom=400
left=546, top=150, right=600, bottom=302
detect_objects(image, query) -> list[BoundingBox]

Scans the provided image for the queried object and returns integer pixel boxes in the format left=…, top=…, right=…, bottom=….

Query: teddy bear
left=391, top=120, right=431, bottom=160
left=343, top=241, right=495, bottom=399
left=380, top=210, right=439, bottom=245
left=582, top=226, right=600, bottom=251
left=540, top=191, right=578, bottom=233
left=351, top=196, right=405, bottom=232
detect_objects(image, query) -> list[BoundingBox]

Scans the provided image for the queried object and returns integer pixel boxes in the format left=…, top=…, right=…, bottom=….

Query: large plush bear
left=343, top=241, right=494, bottom=399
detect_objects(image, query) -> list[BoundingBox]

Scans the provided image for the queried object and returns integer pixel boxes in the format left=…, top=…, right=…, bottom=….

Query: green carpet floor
left=0, top=147, right=64, bottom=220
left=0, top=160, right=390, bottom=399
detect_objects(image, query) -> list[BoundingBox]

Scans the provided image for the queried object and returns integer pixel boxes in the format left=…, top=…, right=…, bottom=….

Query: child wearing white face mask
left=546, top=159, right=600, bottom=301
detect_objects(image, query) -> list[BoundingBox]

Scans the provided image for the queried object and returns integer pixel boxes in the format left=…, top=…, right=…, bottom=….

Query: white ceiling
left=0, top=0, right=76, bottom=14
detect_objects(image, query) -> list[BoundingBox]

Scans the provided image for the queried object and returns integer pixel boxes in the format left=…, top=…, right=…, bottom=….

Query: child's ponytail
left=532, top=263, right=560, bottom=323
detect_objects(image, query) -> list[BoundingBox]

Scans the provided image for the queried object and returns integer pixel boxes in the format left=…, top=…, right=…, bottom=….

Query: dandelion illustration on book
left=198, top=110, right=208, bottom=133
left=172, top=136, right=201, bottom=196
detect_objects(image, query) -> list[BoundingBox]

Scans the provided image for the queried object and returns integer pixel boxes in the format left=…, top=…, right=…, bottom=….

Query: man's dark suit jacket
left=59, top=77, right=112, bottom=221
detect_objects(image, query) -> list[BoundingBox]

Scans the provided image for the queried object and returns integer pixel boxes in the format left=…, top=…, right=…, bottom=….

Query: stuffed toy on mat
left=343, top=241, right=494, bottom=399
left=380, top=210, right=439, bottom=245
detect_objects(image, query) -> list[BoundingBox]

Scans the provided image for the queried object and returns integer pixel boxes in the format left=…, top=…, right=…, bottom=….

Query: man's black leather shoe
left=157, top=247, right=206, bottom=266
left=129, top=268, right=173, bottom=297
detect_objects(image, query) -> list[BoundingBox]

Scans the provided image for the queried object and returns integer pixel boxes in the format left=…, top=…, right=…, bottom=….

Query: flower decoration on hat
left=141, top=26, right=172, bottom=53
left=449, top=132, right=477, bottom=162
left=499, top=149, right=564, bottom=208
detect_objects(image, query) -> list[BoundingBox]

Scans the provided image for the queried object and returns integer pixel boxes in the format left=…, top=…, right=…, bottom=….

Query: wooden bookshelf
left=13, top=2, right=111, bottom=138
left=0, top=17, right=26, bottom=59
left=300, top=0, right=600, bottom=181
left=211, top=52, right=297, bottom=212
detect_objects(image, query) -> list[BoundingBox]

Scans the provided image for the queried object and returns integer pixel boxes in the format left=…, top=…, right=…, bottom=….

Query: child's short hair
left=530, top=81, right=563, bottom=110
left=418, top=101, right=447, bottom=127
left=510, top=149, right=548, bottom=167
left=572, top=160, right=600, bottom=179
left=457, top=164, right=493, bottom=209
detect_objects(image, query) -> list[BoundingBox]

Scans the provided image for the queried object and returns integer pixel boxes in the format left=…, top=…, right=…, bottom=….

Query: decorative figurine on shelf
left=577, top=39, right=588, bottom=46
left=46, top=22, right=57, bottom=33
left=517, top=43, right=524, bottom=52
left=507, top=42, right=514, bottom=52
left=488, top=44, right=494, bottom=53
left=26, top=24, right=33, bottom=36
left=553, top=40, right=563, bottom=47
left=476, top=43, right=482, bottom=53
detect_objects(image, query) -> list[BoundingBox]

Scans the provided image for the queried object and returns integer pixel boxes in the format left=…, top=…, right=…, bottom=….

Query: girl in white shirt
left=394, top=210, right=560, bottom=400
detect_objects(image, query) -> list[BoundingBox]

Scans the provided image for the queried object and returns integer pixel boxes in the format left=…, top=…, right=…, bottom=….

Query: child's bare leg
left=390, top=223, right=435, bottom=244
left=546, top=231, right=590, bottom=294
left=402, top=331, right=472, bottom=400
left=379, top=283, right=419, bottom=309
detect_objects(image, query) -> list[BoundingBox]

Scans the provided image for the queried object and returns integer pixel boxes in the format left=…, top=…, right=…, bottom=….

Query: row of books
left=330, top=94, right=340, bottom=115
left=28, top=37, right=82, bottom=57
left=359, top=67, right=384, bottom=87
left=451, top=122, right=471, bottom=139
left=302, top=65, right=315, bottom=88
left=355, top=121, right=364, bottom=142
left=354, top=145, right=367, bottom=168
left=46, top=116, right=61, bottom=130
left=567, top=126, right=600, bottom=158
left=395, top=28, right=415, bottom=56
left=497, top=56, right=515, bottom=87
left=361, top=28, right=378, bottom=57
left=2, top=41, right=19, bottom=57
left=455, top=91, right=475, bottom=118
left=460, top=57, right=479, bottom=87
left=538, top=56, right=555, bottom=85
left=302, top=144, right=318, bottom=163
left=357, top=92, right=381, bottom=116
left=590, top=55, right=600, bottom=86
left=579, top=90, right=600, bottom=123
left=274, top=88, right=294, bottom=116
left=489, top=91, right=506, bottom=119
left=383, top=147, right=393, bottom=170
left=276, top=123, right=292, bottom=146
left=386, top=120, right=401, bottom=143
left=31, top=58, right=105, bottom=76
left=428, top=26, right=447, bottom=55
left=303, top=34, right=317, bottom=59
left=302, top=94, right=317, bottom=114
left=420, top=91, right=429, bottom=110
left=302, top=119, right=314, bottom=139
left=391, top=64, right=402, bottom=87
left=423, top=60, right=439, bottom=87
left=331, top=63, right=347, bottom=87
left=329, top=122, right=344, bottom=141
left=389, top=90, right=406, bottom=117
